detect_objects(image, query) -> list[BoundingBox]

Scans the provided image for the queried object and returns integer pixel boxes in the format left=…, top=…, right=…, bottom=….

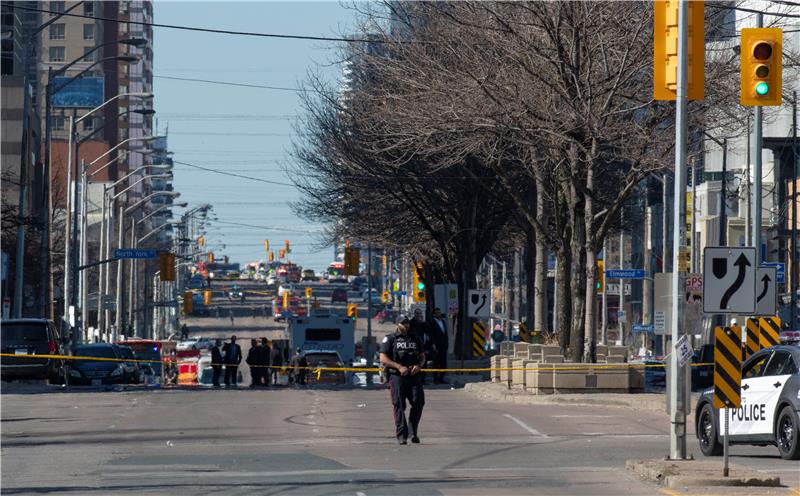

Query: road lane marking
left=502, top=413, right=546, bottom=437
left=551, top=415, right=617, bottom=418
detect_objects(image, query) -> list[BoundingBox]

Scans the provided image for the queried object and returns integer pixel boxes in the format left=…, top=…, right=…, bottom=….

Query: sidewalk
left=464, top=380, right=673, bottom=413
left=626, top=459, right=782, bottom=488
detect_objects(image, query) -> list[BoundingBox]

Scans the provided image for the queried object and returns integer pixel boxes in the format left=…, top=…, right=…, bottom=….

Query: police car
left=695, top=345, right=800, bottom=460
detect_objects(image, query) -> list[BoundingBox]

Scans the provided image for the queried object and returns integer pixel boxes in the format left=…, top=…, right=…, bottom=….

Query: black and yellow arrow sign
left=714, top=325, right=742, bottom=409
left=745, top=318, right=761, bottom=360
left=472, top=321, right=487, bottom=357
left=758, top=316, right=781, bottom=348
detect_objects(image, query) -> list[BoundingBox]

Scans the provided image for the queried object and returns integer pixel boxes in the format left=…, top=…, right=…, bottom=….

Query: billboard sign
left=51, top=76, right=104, bottom=108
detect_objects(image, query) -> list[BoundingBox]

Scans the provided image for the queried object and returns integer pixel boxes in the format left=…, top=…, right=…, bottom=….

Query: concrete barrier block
left=543, top=355, right=564, bottom=364
left=595, top=366, right=630, bottom=391
left=490, top=356, right=501, bottom=382
left=609, top=346, right=628, bottom=360
left=524, top=362, right=540, bottom=392
left=526, top=344, right=543, bottom=360
left=595, top=344, right=609, bottom=357
left=606, top=355, right=626, bottom=364
left=511, top=358, right=527, bottom=386
left=513, top=343, right=529, bottom=358
left=499, top=357, right=511, bottom=383
left=500, top=341, right=514, bottom=356
left=541, top=345, right=561, bottom=357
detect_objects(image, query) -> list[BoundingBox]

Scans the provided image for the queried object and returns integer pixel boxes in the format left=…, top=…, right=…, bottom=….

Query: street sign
left=654, top=311, right=666, bottom=333
left=472, top=321, right=487, bottom=357
left=675, top=334, right=693, bottom=366
left=632, top=324, right=654, bottom=334
left=605, top=269, right=646, bottom=279
left=702, top=247, right=756, bottom=314
left=467, top=289, right=490, bottom=318
left=114, top=248, right=157, bottom=259
left=754, top=267, right=777, bottom=316
left=761, top=262, right=785, bottom=284
left=759, top=316, right=781, bottom=348
left=745, top=318, right=761, bottom=360
left=713, top=325, right=742, bottom=409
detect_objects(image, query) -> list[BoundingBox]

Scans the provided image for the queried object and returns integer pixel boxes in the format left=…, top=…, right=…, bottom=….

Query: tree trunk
left=555, top=247, right=571, bottom=353
left=533, top=175, right=548, bottom=336
left=583, top=166, right=597, bottom=363
left=569, top=181, right=586, bottom=363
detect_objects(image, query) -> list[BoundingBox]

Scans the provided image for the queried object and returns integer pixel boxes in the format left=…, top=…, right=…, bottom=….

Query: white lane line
left=503, top=413, right=547, bottom=437
left=356, top=492, right=367, bottom=496
left=551, top=415, right=616, bottom=418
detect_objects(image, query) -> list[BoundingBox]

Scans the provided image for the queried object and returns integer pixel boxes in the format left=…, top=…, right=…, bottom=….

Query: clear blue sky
left=154, top=1, right=359, bottom=271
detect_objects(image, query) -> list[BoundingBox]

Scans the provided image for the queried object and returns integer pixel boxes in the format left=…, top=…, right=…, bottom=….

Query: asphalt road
left=2, top=384, right=798, bottom=495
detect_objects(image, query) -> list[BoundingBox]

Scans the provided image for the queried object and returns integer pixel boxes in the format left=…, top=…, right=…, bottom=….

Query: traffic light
left=268, top=251, right=274, bottom=262
left=203, top=290, right=212, bottom=305
left=284, top=239, right=290, bottom=253
left=596, top=259, right=605, bottom=293
left=208, top=252, right=214, bottom=263
left=740, top=28, right=782, bottom=107
left=344, top=247, right=360, bottom=276
left=382, top=291, right=390, bottom=304
left=412, top=262, right=426, bottom=302
left=283, top=291, right=290, bottom=311
left=653, top=0, right=704, bottom=101
left=198, top=235, right=205, bottom=247
left=159, top=252, right=175, bottom=281
left=182, top=291, right=193, bottom=315
left=279, top=248, right=286, bottom=259
left=347, top=303, right=358, bottom=319
left=305, top=287, right=312, bottom=299
left=264, top=240, right=270, bottom=252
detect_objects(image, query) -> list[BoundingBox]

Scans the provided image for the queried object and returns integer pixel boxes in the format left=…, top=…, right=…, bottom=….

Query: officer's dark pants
left=433, top=352, right=447, bottom=383
left=225, top=365, right=238, bottom=386
left=212, top=365, right=222, bottom=387
left=389, top=374, right=425, bottom=439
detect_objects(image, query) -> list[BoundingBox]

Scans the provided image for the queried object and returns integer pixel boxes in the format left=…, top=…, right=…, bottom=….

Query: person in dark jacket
left=246, top=339, right=260, bottom=387
left=223, top=335, right=242, bottom=387
left=429, top=308, right=449, bottom=384
left=270, top=344, right=284, bottom=384
left=258, top=337, right=271, bottom=386
left=409, top=308, right=433, bottom=383
left=211, top=339, right=223, bottom=387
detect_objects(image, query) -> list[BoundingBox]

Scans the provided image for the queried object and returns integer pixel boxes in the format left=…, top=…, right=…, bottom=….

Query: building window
left=50, top=1, right=65, bottom=15
left=84, top=2, right=94, bottom=17
left=82, top=118, right=95, bottom=132
left=49, top=46, right=65, bottom=62
left=49, top=23, right=65, bottom=40
left=83, top=24, right=94, bottom=40
left=83, top=47, right=94, bottom=62
left=52, top=115, right=65, bottom=131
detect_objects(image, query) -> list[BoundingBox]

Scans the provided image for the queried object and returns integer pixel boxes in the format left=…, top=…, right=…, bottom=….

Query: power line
left=172, top=160, right=295, bottom=187
left=211, top=219, right=323, bottom=234
left=3, top=3, right=392, bottom=43
left=155, top=75, right=313, bottom=93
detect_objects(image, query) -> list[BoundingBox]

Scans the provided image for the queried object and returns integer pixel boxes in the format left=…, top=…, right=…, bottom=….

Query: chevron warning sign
left=713, top=325, right=742, bottom=409
left=758, top=316, right=781, bottom=349
left=745, top=318, right=761, bottom=360
left=472, top=321, right=487, bottom=357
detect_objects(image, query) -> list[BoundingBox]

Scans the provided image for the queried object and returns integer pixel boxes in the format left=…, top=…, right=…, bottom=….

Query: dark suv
left=116, top=345, right=142, bottom=384
left=68, top=344, right=127, bottom=386
left=1, top=319, right=65, bottom=384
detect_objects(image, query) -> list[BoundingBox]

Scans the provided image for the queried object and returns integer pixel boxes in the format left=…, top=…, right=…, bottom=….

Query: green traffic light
left=755, top=82, right=769, bottom=96
left=416, top=282, right=425, bottom=290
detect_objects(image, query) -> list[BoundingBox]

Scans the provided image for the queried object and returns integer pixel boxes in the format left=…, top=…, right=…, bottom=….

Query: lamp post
left=61, top=92, right=152, bottom=338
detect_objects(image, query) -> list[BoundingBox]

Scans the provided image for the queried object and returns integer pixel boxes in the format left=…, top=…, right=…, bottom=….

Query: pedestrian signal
left=203, top=290, right=212, bottom=305
left=347, top=303, right=358, bottom=319
left=412, top=263, right=426, bottom=302
left=159, top=252, right=175, bottom=281
left=284, top=239, right=290, bottom=253
left=741, top=28, right=782, bottom=106
left=595, top=260, right=604, bottom=293
left=182, top=291, right=193, bottom=315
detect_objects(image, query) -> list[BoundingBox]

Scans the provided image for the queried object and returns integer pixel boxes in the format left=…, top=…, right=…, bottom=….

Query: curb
left=625, top=459, right=781, bottom=488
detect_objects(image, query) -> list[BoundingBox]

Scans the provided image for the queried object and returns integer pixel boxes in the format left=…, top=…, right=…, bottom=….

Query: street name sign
left=703, top=247, right=756, bottom=314
left=114, top=249, right=157, bottom=259
left=632, top=324, right=654, bottom=334
left=761, top=262, right=785, bottom=284
left=467, top=289, right=490, bottom=318
left=753, top=266, right=777, bottom=316
left=605, top=269, right=646, bottom=279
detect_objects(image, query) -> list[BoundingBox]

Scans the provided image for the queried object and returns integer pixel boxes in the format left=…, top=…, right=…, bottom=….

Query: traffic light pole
left=753, top=13, right=764, bottom=265
left=668, top=0, right=690, bottom=461
left=366, top=244, right=373, bottom=385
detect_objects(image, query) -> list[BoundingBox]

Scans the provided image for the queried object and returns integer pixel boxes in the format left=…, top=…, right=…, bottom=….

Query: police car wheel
left=698, top=404, right=722, bottom=456
left=775, top=406, right=800, bottom=460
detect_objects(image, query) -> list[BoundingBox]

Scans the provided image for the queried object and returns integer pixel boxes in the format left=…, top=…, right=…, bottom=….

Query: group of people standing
left=209, top=335, right=308, bottom=388
left=408, top=307, right=449, bottom=384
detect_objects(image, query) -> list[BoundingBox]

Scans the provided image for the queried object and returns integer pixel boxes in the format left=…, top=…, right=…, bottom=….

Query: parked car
left=68, top=344, right=127, bottom=386
left=278, top=283, right=298, bottom=297
left=331, top=288, right=349, bottom=304
left=304, top=350, right=347, bottom=385
left=0, top=319, right=65, bottom=384
left=695, top=345, right=800, bottom=460
left=116, top=345, right=142, bottom=384
left=302, top=269, right=317, bottom=281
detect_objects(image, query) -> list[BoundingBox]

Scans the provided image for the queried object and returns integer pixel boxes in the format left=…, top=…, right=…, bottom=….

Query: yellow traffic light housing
left=268, top=251, right=274, bottom=262
left=653, top=0, right=704, bottom=101
left=182, top=291, right=193, bottom=315
left=347, top=303, right=358, bottom=319
left=305, top=287, right=312, bottom=299
left=264, top=240, right=270, bottom=252
left=412, top=262, right=426, bottom=303
left=741, top=28, right=782, bottom=107
left=159, top=252, right=175, bottom=281
left=208, top=252, right=214, bottom=263
left=203, top=290, right=212, bottom=305
left=596, top=260, right=605, bottom=293
left=382, top=291, right=390, bottom=304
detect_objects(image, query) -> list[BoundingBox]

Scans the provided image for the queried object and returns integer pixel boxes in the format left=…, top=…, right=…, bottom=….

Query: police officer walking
left=379, top=315, right=426, bottom=445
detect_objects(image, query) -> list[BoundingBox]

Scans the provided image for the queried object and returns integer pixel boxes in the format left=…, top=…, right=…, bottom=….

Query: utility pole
left=791, top=91, right=798, bottom=330
left=691, top=159, right=697, bottom=273
left=366, top=244, right=373, bottom=385
left=720, top=140, right=728, bottom=245
left=668, top=0, right=690, bottom=461
left=619, top=209, right=625, bottom=346
left=602, top=237, right=608, bottom=345
left=753, top=13, right=764, bottom=264
left=746, top=111, right=752, bottom=245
